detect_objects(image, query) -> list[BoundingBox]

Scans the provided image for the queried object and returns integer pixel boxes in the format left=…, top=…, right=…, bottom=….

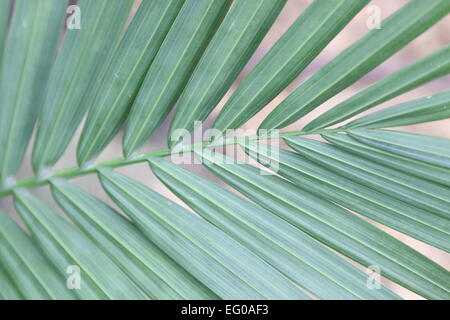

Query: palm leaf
left=349, top=129, right=450, bottom=169
left=345, top=90, right=450, bottom=129
left=0, top=1, right=448, bottom=300
left=50, top=180, right=217, bottom=300
left=98, top=168, right=309, bottom=299
left=241, top=142, right=450, bottom=252
left=197, top=148, right=450, bottom=299
left=149, top=157, right=400, bottom=300
left=123, top=0, right=231, bottom=157
left=285, top=136, right=450, bottom=218
left=31, top=0, right=134, bottom=175
left=260, top=0, right=450, bottom=130
left=305, top=44, right=450, bottom=131
left=76, top=0, right=185, bottom=167
left=0, top=0, right=10, bottom=64
left=212, top=0, right=369, bottom=134
left=0, top=0, right=67, bottom=186
left=13, top=190, right=145, bottom=299
left=0, top=211, right=76, bottom=300
left=323, top=132, right=450, bottom=187
left=168, top=0, right=286, bottom=147
left=0, top=261, right=23, bottom=300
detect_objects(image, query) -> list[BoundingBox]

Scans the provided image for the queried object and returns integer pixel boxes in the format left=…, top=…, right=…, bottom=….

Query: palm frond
left=198, top=148, right=450, bottom=299
left=0, top=211, right=76, bottom=299
left=13, top=190, right=145, bottom=299
left=305, top=44, right=450, bottom=131
left=51, top=181, right=216, bottom=299
left=149, top=158, right=400, bottom=300
left=349, top=129, right=450, bottom=169
left=0, top=0, right=11, bottom=67
left=98, top=168, right=309, bottom=300
left=0, top=0, right=67, bottom=186
left=121, top=0, right=231, bottom=158
left=0, top=0, right=449, bottom=300
left=31, top=0, right=134, bottom=175
left=213, top=0, right=369, bottom=134
left=76, top=0, right=185, bottom=167
left=260, top=0, right=450, bottom=129
left=167, top=0, right=286, bottom=148
left=323, top=133, right=450, bottom=187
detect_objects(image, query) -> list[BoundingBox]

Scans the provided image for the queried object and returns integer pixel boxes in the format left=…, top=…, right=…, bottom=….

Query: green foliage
left=77, top=0, right=186, bottom=166
left=260, top=0, right=450, bottom=130
left=0, top=0, right=10, bottom=68
left=213, top=0, right=370, bottom=134
left=168, top=0, right=287, bottom=148
left=0, top=0, right=449, bottom=300
left=0, top=0, right=67, bottom=186
left=305, top=45, right=450, bottom=131
left=31, top=0, right=134, bottom=175
left=123, top=0, right=231, bottom=157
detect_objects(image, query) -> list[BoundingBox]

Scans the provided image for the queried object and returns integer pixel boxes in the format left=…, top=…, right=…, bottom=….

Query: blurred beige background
left=1, top=0, right=449, bottom=299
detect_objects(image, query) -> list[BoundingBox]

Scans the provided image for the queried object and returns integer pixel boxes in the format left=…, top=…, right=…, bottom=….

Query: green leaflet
left=212, top=0, right=369, bottom=134
left=0, top=0, right=67, bottom=187
left=345, top=90, right=450, bottom=129
left=51, top=181, right=217, bottom=300
left=260, top=0, right=450, bottom=130
left=32, top=0, right=134, bottom=175
left=0, top=0, right=10, bottom=63
left=240, top=142, right=450, bottom=252
left=349, top=129, right=450, bottom=169
left=149, top=158, right=399, bottom=300
left=76, top=0, right=185, bottom=167
left=305, top=45, right=450, bottom=131
left=98, top=168, right=308, bottom=300
left=323, top=132, right=450, bottom=187
left=0, top=0, right=447, bottom=301
left=13, top=190, right=145, bottom=300
left=285, top=137, right=450, bottom=219
left=0, top=211, right=76, bottom=300
left=0, top=260, right=23, bottom=300
left=123, top=0, right=231, bottom=157
left=168, top=0, right=286, bottom=148
left=198, top=149, right=450, bottom=299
